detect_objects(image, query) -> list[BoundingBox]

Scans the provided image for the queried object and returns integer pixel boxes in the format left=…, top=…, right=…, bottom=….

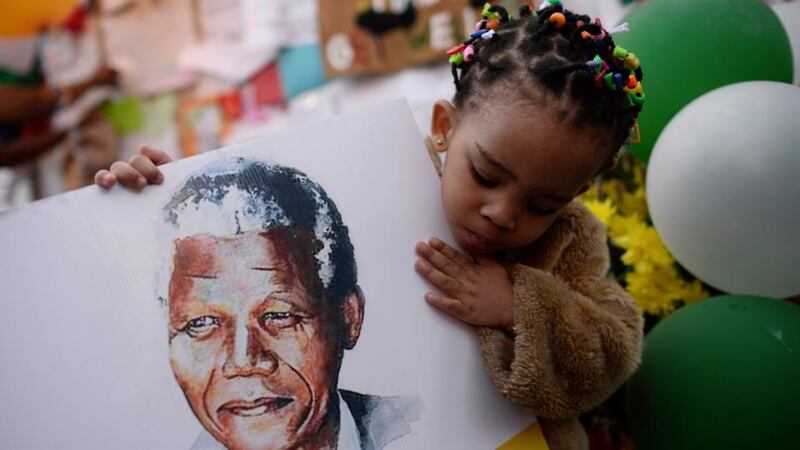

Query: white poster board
left=0, top=100, right=535, bottom=449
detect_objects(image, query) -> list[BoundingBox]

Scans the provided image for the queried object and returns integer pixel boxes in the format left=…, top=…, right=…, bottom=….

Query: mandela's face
left=167, top=229, right=356, bottom=450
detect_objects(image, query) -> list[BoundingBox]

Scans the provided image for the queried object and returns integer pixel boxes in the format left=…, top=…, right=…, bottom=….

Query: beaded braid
left=447, top=1, right=645, bottom=152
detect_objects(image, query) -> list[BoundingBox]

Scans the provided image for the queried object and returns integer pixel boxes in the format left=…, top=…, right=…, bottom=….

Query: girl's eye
left=470, top=164, right=499, bottom=188
left=259, top=311, right=301, bottom=329
left=527, top=202, right=557, bottom=216
left=181, top=316, right=220, bottom=338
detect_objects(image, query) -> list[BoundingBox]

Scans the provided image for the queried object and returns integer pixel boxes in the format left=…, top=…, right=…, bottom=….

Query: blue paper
left=277, top=44, right=326, bottom=99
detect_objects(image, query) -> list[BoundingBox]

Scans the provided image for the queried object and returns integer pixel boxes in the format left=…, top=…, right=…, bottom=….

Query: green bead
left=593, top=55, right=603, bottom=74
left=482, top=3, right=499, bottom=19
left=613, top=46, right=628, bottom=59
left=604, top=72, right=617, bottom=91
left=629, top=91, right=645, bottom=105
left=449, top=53, right=464, bottom=65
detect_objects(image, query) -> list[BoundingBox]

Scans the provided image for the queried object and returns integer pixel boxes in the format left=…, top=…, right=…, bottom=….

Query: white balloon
left=772, top=1, right=800, bottom=84
left=646, top=81, right=800, bottom=298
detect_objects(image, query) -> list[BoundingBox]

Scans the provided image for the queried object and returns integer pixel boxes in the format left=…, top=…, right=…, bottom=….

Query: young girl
left=96, top=2, right=644, bottom=448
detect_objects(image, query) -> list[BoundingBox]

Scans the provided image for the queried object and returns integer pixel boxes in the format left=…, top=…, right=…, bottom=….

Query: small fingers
left=415, top=259, right=461, bottom=296
left=429, top=237, right=474, bottom=270
left=94, top=169, right=116, bottom=188
left=415, top=241, right=463, bottom=277
left=139, top=145, right=173, bottom=166
left=128, top=154, right=164, bottom=185
left=424, top=293, right=468, bottom=321
left=110, top=161, right=147, bottom=190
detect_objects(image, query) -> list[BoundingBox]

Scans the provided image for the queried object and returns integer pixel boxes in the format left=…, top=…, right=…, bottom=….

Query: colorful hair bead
left=549, top=12, right=566, bottom=29
left=449, top=53, right=464, bottom=65
left=541, top=0, right=561, bottom=9
left=624, top=80, right=643, bottom=95
left=590, top=55, right=608, bottom=74
left=482, top=3, right=500, bottom=20
left=624, top=52, right=640, bottom=70
left=447, top=43, right=466, bottom=56
left=613, top=72, right=624, bottom=90
left=624, top=80, right=645, bottom=105
left=487, top=18, right=501, bottom=29
left=481, top=29, right=496, bottom=40
left=463, top=45, right=475, bottom=62
left=603, top=72, right=617, bottom=91
left=470, top=29, right=488, bottom=39
left=612, top=45, right=628, bottom=60
left=626, top=122, right=641, bottom=145
left=626, top=74, right=637, bottom=89
left=475, top=19, right=487, bottom=30
left=628, top=91, right=645, bottom=105
left=592, top=30, right=607, bottom=41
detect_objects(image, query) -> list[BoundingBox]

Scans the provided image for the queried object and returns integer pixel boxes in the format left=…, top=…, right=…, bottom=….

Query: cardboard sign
left=319, top=0, right=487, bottom=76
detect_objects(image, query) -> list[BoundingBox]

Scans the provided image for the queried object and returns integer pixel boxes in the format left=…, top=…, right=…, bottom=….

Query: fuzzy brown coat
left=479, top=200, right=644, bottom=449
left=426, top=141, right=643, bottom=449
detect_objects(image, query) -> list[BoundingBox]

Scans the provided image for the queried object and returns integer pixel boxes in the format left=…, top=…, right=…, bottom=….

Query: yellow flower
left=680, top=280, right=710, bottom=304
left=600, top=178, right=625, bottom=205
left=625, top=267, right=685, bottom=316
left=578, top=184, right=600, bottom=201
left=632, top=163, right=646, bottom=186
left=616, top=226, right=674, bottom=273
left=620, top=186, right=649, bottom=218
left=607, top=214, right=645, bottom=241
left=581, top=197, right=617, bottom=226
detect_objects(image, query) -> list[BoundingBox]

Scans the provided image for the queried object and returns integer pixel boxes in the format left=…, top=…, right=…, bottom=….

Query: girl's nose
left=481, top=197, right=517, bottom=230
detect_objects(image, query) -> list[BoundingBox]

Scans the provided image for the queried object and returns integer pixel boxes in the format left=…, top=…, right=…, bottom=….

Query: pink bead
left=463, top=45, right=475, bottom=62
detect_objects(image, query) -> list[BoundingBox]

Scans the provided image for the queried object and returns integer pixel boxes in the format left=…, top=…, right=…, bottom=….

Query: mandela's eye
left=259, top=312, right=301, bottom=329
left=181, top=316, right=220, bottom=338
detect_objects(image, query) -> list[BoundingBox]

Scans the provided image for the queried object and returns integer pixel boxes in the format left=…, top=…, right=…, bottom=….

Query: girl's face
left=432, top=98, right=611, bottom=255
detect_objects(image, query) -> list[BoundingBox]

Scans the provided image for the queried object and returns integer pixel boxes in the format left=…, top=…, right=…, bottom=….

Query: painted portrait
left=0, top=101, right=537, bottom=450
left=157, top=158, right=421, bottom=450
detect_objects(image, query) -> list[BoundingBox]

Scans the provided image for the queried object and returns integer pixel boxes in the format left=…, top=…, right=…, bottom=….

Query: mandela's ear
left=341, top=287, right=365, bottom=350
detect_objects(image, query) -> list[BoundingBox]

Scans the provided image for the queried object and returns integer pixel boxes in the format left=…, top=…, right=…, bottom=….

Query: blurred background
left=1, top=1, right=798, bottom=449
left=0, top=0, right=637, bottom=208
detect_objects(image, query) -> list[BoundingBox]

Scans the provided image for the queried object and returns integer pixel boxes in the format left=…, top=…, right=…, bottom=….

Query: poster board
left=0, top=100, right=537, bottom=449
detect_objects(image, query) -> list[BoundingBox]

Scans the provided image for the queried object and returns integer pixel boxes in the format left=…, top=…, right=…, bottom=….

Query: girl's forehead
left=458, top=103, right=608, bottom=181
left=463, top=101, right=601, bottom=148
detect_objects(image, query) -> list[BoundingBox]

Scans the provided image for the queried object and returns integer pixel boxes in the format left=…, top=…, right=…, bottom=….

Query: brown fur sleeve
left=476, top=208, right=643, bottom=418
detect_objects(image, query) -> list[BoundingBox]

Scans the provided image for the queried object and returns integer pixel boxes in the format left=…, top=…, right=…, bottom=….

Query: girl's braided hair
left=448, top=1, right=645, bottom=152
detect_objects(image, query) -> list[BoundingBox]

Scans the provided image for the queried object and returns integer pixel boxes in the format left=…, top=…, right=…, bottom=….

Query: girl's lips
left=463, top=228, right=495, bottom=252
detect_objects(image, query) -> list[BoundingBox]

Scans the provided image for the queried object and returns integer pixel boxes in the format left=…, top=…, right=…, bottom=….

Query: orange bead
left=549, top=12, right=566, bottom=29
left=627, top=74, right=637, bottom=89
left=581, top=31, right=591, bottom=40
left=487, top=18, right=500, bottom=29
left=446, top=43, right=466, bottom=56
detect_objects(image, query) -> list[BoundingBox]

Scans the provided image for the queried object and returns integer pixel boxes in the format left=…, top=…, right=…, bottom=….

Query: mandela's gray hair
left=155, top=158, right=357, bottom=306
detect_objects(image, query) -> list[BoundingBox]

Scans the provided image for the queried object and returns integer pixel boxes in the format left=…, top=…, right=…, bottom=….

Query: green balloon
left=625, top=296, right=800, bottom=450
left=615, top=0, right=793, bottom=162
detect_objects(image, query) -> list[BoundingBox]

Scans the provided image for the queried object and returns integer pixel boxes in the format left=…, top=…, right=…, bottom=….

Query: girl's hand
left=415, top=238, right=514, bottom=332
left=94, top=145, right=172, bottom=190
